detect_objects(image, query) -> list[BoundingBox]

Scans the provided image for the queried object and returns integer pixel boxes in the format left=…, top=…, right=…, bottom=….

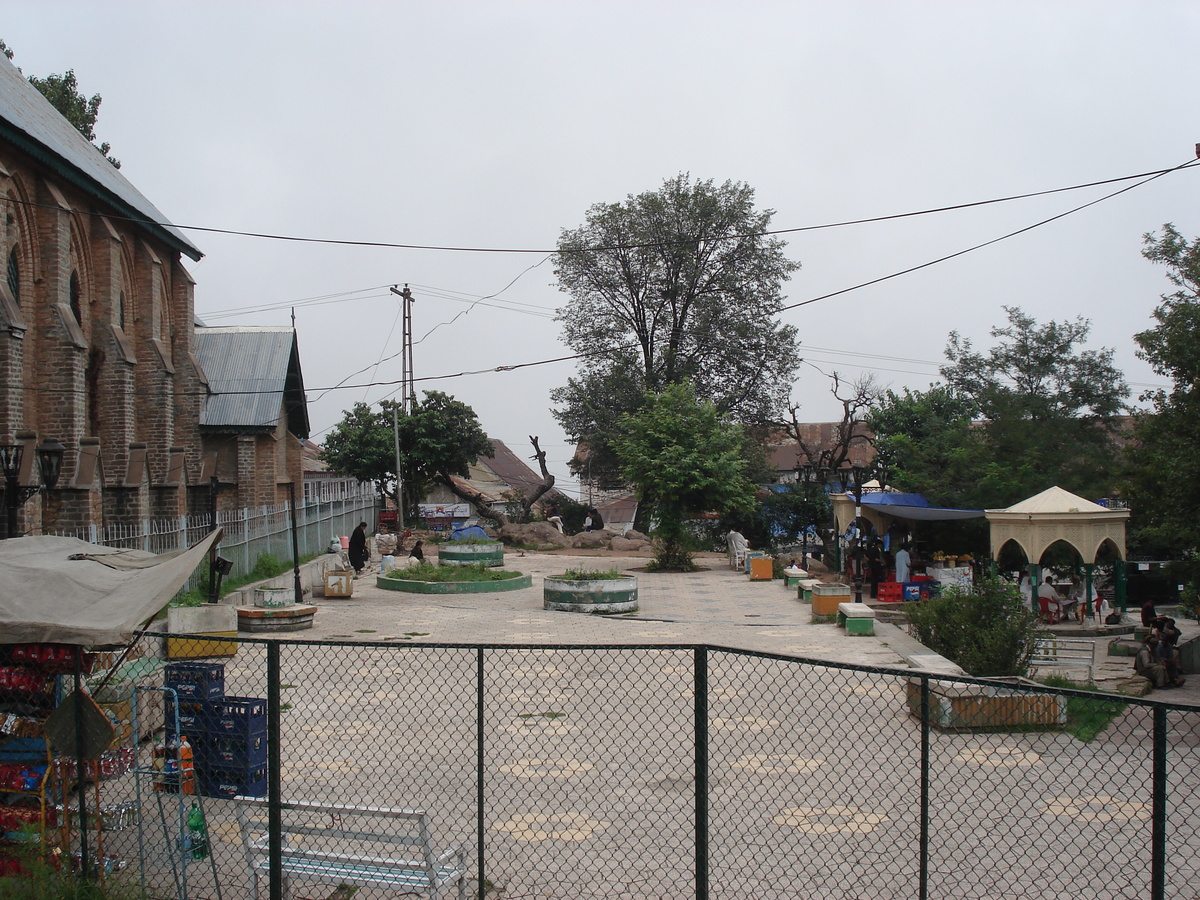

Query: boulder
left=570, top=530, right=612, bottom=549
left=611, top=536, right=648, bottom=552
left=624, top=529, right=649, bottom=541
left=500, top=522, right=569, bottom=548
left=1109, top=675, right=1153, bottom=697
left=804, top=557, right=831, bottom=576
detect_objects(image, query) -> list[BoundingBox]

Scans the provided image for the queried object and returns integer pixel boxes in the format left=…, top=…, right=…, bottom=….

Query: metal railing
left=74, top=637, right=1200, bottom=900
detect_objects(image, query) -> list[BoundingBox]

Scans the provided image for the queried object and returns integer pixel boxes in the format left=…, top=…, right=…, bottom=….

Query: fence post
left=1152, top=706, right=1167, bottom=900
left=694, top=646, right=708, bottom=900
left=920, top=674, right=930, bottom=900
left=267, top=641, right=283, bottom=900
left=476, top=647, right=486, bottom=900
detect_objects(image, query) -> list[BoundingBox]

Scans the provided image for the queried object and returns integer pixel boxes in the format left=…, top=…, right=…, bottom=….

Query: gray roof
left=0, top=55, right=201, bottom=261
left=193, top=327, right=310, bottom=437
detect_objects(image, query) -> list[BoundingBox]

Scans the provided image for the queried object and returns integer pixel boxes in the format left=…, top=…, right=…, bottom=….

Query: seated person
left=1156, top=618, right=1186, bottom=685
left=402, top=540, right=425, bottom=569
left=1037, top=575, right=1063, bottom=623
left=1142, top=598, right=1165, bottom=630
left=727, top=529, right=749, bottom=557
left=1135, top=634, right=1178, bottom=689
left=1061, top=577, right=1085, bottom=624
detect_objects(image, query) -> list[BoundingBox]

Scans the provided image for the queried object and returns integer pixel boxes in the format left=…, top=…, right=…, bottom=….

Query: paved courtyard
left=116, top=550, right=1200, bottom=900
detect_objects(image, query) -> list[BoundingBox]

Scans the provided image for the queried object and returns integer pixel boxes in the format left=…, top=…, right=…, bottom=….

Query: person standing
left=894, top=543, right=911, bottom=584
left=348, top=521, right=369, bottom=576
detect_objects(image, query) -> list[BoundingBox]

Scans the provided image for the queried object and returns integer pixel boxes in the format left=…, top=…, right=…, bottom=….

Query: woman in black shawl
left=348, top=522, right=369, bottom=575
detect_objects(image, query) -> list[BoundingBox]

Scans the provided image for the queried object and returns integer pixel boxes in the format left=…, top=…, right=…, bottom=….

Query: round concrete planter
left=376, top=570, right=531, bottom=593
left=437, top=541, right=505, bottom=567
left=543, top=574, right=639, bottom=614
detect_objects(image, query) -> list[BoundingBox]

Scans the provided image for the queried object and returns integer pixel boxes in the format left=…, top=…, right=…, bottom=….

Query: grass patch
left=172, top=552, right=316, bottom=607
left=1038, top=676, right=1128, bottom=741
left=381, top=563, right=523, bottom=583
left=355, top=629, right=376, bottom=633
left=517, top=712, right=565, bottom=719
left=405, top=632, right=429, bottom=636
left=557, top=567, right=625, bottom=581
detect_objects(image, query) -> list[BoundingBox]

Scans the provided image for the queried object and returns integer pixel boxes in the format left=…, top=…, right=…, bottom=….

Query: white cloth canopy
left=0, top=531, right=221, bottom=645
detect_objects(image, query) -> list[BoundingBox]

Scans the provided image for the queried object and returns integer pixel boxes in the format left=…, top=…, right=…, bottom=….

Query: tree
left=613, top=382, right=757, bottom=571
left=939, top=306, right=1129, bottom=507
left=867, top=384, right=987, bottom=508
left=319, top=401, right=395, bottom=494
left=1, top=40, right=120, bottom=167
left=554, top=174, right=801, bottom=487
left=1126, top=225, right=1200, bottom=580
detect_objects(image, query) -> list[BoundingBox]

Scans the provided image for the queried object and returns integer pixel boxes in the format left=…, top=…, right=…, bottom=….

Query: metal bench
left=1029, top=636, right=1096, bottom=683
left=836, top=602, right=876, bottom=636
left=236, top=798, right=467, bottom=900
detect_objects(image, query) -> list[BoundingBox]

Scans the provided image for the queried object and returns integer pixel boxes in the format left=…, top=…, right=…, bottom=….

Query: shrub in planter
left=544, top=570, right=638, bottom=614
left=904, top=577, right=1039, bottom=677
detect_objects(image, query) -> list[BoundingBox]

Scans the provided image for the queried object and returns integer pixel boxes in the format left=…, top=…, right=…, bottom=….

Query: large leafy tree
left=613, top=382, right=757, bottom=571
left=554, top=174, right=801, bottom=487
left=320, top=391, right=496, bottom=518
left=2, top=41, right=120, bottom=167
left=938, top=306, right=1129, bottom=507
left=1126, top=225, right=1200, bottom=579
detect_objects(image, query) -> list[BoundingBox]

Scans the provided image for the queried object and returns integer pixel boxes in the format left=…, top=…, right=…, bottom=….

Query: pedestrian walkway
left=262, top=549, right=1199, bottom=703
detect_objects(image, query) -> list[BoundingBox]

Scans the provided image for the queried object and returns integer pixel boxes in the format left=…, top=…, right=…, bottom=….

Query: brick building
left=0, top=55, right=308, bottom=536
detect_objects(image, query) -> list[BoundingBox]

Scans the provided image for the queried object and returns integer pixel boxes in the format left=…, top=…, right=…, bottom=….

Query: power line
left=5, top=161, right=1196, bottom=256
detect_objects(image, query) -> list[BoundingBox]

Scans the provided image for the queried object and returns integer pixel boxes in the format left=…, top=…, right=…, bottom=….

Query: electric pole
left=389, top=284, right=416, bottom=529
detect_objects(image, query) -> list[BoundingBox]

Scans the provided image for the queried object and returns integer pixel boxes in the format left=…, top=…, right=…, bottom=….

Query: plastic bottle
left=151, top=738, right=167, bottom=793
left=162, top=734, right=180, bottom=793
left=186, top=802, right=208, bottom=859
left=178, top=734, right=195, bottom=796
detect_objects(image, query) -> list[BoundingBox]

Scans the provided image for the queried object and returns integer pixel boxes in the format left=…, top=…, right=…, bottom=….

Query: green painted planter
left=376, top=571, right=532, bottom=593
left=438, top=541, right=505, bottom=567
left=543, top=574, right=639, bottom=614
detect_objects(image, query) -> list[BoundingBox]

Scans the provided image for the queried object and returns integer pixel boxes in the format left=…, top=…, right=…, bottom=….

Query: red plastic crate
left=876, top=582, right=903, bottom=602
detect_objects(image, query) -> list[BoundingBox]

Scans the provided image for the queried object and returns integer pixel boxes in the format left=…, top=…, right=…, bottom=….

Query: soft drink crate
left=901, top=583, right=923, bottom=601
left=164, top=662, right=225, bottom=702
left=193, top=732, right=268, bottom=769
left=876, top=582, right=903, bottom=603
left=164, top=697, right=217, bottom=736
left=211, top=697, right=266, bottom=737
left=199, top=764, right=267, bottom=799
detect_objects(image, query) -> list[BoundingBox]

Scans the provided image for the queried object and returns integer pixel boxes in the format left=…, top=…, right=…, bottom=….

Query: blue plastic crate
left=164, top=662, right=225, bottom=702
left=901, top=583, right=922, bottom=601
left=164, top=697, right=217, bottom=736
left=211, top=697, right=266, bottom=737
left=195, top=733, right=268, bottom=769
left=199, top=763, right=267, bottom=799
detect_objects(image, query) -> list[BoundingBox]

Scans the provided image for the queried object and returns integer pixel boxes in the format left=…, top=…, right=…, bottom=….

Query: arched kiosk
left=986, top=486, right=1130, bottom=612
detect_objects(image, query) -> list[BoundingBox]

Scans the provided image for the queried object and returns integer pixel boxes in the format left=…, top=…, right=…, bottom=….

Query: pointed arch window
left=116, top=290, right=126, bottom=330
left=69, top=272, right=82, bottom=323
left=6, top=247, right=17, bottom=306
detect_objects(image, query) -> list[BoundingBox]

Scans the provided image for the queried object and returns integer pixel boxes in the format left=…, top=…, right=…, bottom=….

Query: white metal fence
left=52, top=492, right=379, bottom=585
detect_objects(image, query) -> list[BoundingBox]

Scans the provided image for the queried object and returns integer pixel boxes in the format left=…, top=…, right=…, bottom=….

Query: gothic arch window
left=69, top=271, right=82, bottom=323
left=116, top=290, right=125, bottom=330
left=6, top=247, right=17, bottom=306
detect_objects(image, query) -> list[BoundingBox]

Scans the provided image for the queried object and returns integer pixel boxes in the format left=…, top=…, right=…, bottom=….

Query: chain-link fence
left=56, top=636, right=1200, bottom=899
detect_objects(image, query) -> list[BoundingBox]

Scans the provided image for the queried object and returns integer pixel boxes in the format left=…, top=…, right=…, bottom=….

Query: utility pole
left=389, top=284, right=415, bottom=529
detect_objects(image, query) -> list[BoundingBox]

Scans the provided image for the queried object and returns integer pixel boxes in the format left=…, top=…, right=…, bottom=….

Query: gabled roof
left=997, top=486, right=1107, bottom=515
left=0, top=56, right=202, bottom=261
left=193, top=327, right=309, bottom=437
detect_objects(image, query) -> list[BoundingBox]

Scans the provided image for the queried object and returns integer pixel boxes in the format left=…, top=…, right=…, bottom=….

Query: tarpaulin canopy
left=0, top=530, right=221, bottom=645
left=859, top=492, right=985, bottom=522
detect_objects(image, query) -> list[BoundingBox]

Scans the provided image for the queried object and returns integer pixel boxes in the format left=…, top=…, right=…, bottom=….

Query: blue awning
left=860, top=492, right=984, bottom=521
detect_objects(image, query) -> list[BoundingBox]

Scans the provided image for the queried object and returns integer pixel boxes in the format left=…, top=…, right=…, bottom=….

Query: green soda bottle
left=186, top=802, right=208, bottom=859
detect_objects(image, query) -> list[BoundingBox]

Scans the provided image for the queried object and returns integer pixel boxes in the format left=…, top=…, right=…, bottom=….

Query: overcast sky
left=6, top=2, right=1199, bottom=498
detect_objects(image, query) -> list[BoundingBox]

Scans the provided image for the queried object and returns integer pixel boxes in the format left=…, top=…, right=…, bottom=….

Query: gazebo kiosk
left=986, top=486, right=1130, bottom=611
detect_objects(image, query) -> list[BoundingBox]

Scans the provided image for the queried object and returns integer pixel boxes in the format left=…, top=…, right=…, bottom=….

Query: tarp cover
left=860, top=492, right=984, bottom=522
left=0, top=531, right=220, bottom=645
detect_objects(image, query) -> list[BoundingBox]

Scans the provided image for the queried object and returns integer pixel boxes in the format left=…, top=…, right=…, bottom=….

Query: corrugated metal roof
left=193, top=327, right=309, bottom=437
left=0, top=56, right=201, bottom=261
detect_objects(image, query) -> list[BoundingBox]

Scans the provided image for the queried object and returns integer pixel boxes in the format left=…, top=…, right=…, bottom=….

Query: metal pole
left=1151, top=706, right=1167, bottom=900
left=476, top=648, right=486, bottom=900
left=267, top=643, right=283, bottom=900
left=287, top=482, right=302, bottom=603
left=919, top=674, right=930, bottom=900
left=73, top=648, right=91, bottom=881
left=694, top=647, right=709, bottom=900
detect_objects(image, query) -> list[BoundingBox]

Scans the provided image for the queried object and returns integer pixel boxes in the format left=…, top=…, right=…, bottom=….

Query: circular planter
left=437, top=541, right=505, bottom=568
left=376, top=571, right=532, bottom=593
left=543, top=574, right=639, bottom=614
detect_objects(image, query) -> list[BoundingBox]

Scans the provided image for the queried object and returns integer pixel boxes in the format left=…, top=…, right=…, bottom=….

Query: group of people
left=342, top=522, right=423, bottom=576
left=1026, top=573, right=1105, bottom=624
left=544, top=505, right=604, bottom=534
left=1135, top=601, right=1186, bottom=689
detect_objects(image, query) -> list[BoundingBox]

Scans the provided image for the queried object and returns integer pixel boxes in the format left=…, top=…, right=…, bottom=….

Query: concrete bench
left=236, top=798, right=467, bottom=900
left=1029, top=636, right=1096, bottom=683
left=836, top=602, right=876, bottom=636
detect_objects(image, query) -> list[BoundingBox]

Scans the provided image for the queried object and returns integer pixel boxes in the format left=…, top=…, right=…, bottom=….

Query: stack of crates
left=164, top=662, right=268, bottom=798
left=876, top=582, right=903, bottom=603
